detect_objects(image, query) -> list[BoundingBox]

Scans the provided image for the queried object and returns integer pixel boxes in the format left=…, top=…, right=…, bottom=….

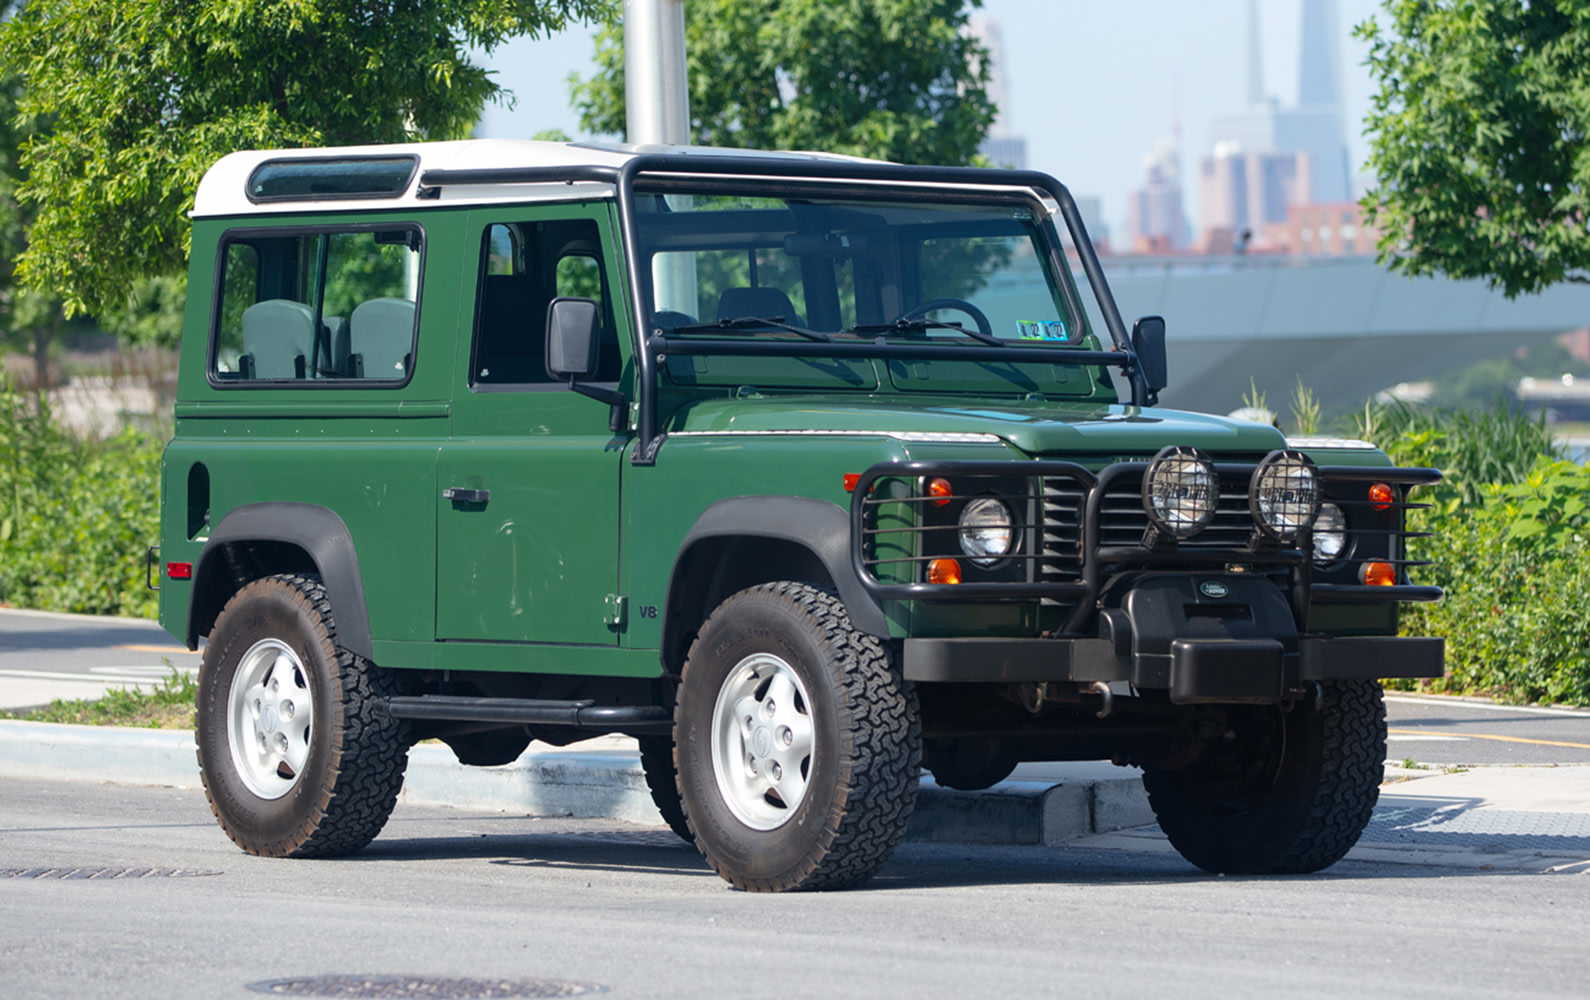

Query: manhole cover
left=245, top=976, right=606, bottom=999
left=0, top=867, right=222, bottom=880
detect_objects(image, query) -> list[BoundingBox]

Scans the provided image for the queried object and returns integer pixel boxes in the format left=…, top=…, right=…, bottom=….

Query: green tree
left=0, top=0, right=66, bottom=392
left=1358, top=1, right=1590, bottom=297
left=1, top=0, right=610, bottom=324
left=571, top=0, right=995, bottom=166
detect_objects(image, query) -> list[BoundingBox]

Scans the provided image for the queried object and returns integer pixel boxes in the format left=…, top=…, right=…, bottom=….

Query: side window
left=555, top=254, right=601, bottom=299
left=472, top=217, right=622, bottom=386
left=211, top=226, right=422, bottom=384
left=486, top=225, right=516, bottom=276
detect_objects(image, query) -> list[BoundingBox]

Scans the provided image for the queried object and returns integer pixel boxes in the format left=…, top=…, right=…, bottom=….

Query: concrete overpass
left=1077, top=254, right=1590, bottom=416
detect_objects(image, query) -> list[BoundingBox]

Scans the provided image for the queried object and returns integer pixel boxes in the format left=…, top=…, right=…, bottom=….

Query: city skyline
left=473, top=0, right=1388, bottom=240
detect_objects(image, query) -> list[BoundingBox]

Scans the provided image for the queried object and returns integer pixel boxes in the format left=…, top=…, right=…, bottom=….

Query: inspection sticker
left=1016, top=320, right=1071, bottom=342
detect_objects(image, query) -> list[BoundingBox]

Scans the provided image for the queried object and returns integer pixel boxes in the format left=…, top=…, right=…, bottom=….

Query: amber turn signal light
left=1368, top=482, right=1395, bottom=511
left=927, top=477, right=953, bottom=506
left=927, top=558, right=962, bottom=584
left=1360, top=561, right=1397, bottom=586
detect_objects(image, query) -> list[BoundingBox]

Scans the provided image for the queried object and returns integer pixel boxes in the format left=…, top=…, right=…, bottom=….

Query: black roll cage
left=419, top=155, right=1142, bottom=465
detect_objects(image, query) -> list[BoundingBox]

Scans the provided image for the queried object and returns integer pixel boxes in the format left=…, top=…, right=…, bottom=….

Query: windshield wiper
left=657, top=315, right=831, bottom=342
left=845, top=317, right=1005, bottom=348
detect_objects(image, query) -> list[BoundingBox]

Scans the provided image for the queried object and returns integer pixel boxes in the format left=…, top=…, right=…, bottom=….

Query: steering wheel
left=892, top=297, right=994, bottom=339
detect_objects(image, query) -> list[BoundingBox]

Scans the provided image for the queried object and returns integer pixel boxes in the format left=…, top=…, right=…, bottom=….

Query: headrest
left=716, top=286, right=798, bottom=323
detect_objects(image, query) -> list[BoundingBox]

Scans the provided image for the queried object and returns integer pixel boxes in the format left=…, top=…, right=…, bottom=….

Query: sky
left=472, top=0, right=1388, bottom=239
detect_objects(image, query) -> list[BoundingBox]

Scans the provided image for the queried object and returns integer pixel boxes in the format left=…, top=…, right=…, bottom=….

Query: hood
left=669, top=396, right=1288, bottom=457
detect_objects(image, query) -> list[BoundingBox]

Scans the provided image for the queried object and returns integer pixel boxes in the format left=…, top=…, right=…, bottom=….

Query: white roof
left=191, top=139, right=889, bottom=218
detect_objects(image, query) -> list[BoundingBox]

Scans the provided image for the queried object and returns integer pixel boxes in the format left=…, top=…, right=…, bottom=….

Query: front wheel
left=675, top=582, right=920, bottom=892
left=1142, top=680, right=1387, bottom=874
left=196, top=573, right=410, bottom=858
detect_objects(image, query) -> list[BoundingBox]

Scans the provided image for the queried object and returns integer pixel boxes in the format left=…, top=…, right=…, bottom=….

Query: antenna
left=1247, top=0, right=1264, bottom=106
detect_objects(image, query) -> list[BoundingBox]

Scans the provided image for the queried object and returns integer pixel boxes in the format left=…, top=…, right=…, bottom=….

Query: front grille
left=1039, top=476, right=1087, bottom=596
left=1099, top=471, right=1257, bottom=549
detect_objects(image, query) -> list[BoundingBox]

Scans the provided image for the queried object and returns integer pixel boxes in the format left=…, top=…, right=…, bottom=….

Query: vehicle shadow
left=349, top=808, right=1569, bottom=890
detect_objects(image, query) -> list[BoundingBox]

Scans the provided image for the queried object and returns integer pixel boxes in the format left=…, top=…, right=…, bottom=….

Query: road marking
left=115, top=644, right=192, bottom=654
left=1388, top=727, right=1590, bottom=750
left=1386, top=734, right=1467, bottom=742
left=1384, top=695, right=1590, bottom=718
left=0, top=668, right=192, bottom=684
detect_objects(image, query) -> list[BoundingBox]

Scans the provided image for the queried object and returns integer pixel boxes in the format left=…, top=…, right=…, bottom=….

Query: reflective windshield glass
left=632, top=190, right=1089, bottom=345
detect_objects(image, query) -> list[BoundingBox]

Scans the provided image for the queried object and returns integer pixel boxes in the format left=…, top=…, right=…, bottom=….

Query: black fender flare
left=663, top=496, right=890, bottom=660
left=189, top=502, right=373, bottom=660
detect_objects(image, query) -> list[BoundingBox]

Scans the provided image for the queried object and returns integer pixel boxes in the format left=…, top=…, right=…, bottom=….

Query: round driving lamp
left=1312, top=502, right=1347, bottom=564
left=958, top=497, right=1015, bottom=567
left=1141, top=446, right=1218, bottom=540
left=1249, top=450, right=1322, bottom=543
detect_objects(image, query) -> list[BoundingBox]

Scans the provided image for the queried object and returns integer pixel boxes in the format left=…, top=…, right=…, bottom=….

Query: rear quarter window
left=210, top=225, right=423, bottom=386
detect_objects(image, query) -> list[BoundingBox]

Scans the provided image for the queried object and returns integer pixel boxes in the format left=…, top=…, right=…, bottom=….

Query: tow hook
left=1089, top=681, right=1115, bottom=719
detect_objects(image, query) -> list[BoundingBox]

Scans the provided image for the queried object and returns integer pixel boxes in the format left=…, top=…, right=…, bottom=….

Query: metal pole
left=624, top=0, right=696, bottom=317
left=623, top=0, right=691, bottom=146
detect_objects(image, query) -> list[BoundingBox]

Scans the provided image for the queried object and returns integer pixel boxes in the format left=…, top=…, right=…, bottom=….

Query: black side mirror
left=545, top=296, right=600, bottom=380
left=1131, top=315, right=1168, bottom=403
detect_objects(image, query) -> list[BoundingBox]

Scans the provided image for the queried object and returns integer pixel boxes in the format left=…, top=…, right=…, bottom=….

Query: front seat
left=715, top=286, right=804, bottom=328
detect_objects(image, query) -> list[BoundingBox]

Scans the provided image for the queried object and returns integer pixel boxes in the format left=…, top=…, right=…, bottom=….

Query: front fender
left=663, top=496, right=890, bottom=660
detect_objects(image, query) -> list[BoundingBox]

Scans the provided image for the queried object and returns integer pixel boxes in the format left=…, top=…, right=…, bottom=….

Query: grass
left=0, top=665, right=196, bottom=730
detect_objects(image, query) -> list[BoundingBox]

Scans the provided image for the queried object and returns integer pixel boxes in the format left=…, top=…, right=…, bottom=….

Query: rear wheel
left=196, top=573, right=410, bottom=858
left=1142, top=680, right=1386, bottom=874
left=637, top=735, right=692, bottom=843
left=675, top=582, right=920, bottom=892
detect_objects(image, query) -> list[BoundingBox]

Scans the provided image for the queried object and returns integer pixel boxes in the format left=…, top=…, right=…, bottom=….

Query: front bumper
left=903, top=634, right=1445, bottom=703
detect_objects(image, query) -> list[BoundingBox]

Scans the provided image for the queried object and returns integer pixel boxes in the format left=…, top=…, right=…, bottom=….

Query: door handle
left=443, top=487, right=490, bottom=504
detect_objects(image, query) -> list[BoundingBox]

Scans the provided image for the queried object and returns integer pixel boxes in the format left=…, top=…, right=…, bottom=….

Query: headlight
left=1142, top=446, right=1218, bottom=540
left=1312, top=502, right=1347, bottom=563
left=1249, top=450, right=1321, bottom=543
left=958, top=497, right=1014, bottom=566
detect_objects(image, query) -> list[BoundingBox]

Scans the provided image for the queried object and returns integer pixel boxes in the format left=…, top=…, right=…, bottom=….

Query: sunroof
left=246, top=156, right=419, bottom=202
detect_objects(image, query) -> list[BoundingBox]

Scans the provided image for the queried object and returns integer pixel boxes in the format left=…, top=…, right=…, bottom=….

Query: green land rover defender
left=158, top=140, right=1444, bottom=891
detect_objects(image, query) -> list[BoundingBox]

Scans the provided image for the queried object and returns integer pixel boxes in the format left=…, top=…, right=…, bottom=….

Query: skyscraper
left=1201, top=0, right=1353, bottom=248
left=968, top=15, right=1028, bottom=170
left=1127, top=136, right=1190, bottom=253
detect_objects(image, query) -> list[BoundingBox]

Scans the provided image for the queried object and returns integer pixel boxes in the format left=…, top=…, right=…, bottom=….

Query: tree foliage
left=1358, top=1, right=1590, bottom=297
left=0, top=0, right=65, bottom=381
left=571, top=0, right=995, bottom=166
left=0, top=0, right=610, bottom=322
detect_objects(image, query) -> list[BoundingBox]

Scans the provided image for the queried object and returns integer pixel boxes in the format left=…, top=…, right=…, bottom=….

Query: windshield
left=633, top=189, right=1092, bottom=346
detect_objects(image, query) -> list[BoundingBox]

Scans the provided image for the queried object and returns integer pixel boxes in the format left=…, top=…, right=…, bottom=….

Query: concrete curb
left=0, top=720, right=1153, bottom=845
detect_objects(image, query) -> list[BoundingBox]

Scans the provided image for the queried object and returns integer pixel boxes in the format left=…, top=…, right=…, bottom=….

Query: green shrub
left=1347, top=400, right=1590, bottom=705
left=1352, top=398, right=1561, bottom=507
left=1399, top=459, right=1590, bottom=706
left=0, top=379, right=161, bottom=618
left=0, top=665, right=195, bottom=728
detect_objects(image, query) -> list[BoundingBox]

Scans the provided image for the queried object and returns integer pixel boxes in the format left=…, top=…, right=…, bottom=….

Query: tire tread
left=197, top=573, right=409, bottom=858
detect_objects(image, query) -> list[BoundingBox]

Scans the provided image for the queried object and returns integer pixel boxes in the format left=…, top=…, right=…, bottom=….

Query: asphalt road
left=1383, top=695, right=1590, bottom=765
left=1, top=776, right=1586, bottom=1000
left=0, top=609, right=199, bottom=707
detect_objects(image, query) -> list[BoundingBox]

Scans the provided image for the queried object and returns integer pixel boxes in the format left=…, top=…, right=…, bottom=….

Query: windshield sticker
left=1017, top=320, right=1071, bottom=343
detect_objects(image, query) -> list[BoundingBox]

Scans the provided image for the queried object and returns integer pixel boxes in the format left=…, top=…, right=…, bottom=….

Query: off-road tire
left=196, top=573, right=410, bottom=858
left=675, top=582, right=920, bottom=892
left=637, top=735, right=693, bottom=843
left=1142, top=679, right=1386, bottom=874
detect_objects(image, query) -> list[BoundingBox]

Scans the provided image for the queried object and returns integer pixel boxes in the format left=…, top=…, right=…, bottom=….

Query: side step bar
left=381, top=696, right=672, bottom=735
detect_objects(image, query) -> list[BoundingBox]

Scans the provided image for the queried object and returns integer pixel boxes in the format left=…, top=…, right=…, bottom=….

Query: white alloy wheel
left=227, top=638, right=314, bottom=799
left=710, top=652, right=815, bottom=830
